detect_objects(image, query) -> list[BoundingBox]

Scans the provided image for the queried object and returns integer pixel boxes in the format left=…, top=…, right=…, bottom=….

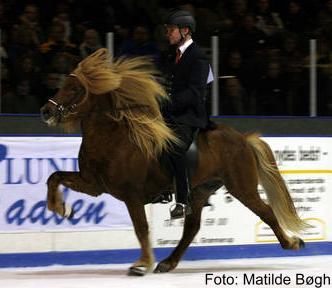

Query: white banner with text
left=151, top=137, right=332, bottom=247
left=0, top=136, right=331, bottom=244
left=0, top=137, right=132, bottom=232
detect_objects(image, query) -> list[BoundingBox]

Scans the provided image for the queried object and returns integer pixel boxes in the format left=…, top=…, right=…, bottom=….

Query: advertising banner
left=1, top=136, right=331, bottom=245
left=151, top=137, right=332, bottom=248
left=0, top=137, right=132, bottom=232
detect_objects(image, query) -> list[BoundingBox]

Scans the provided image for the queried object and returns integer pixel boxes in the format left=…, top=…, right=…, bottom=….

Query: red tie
left=175, top=49, right=181, bottom=64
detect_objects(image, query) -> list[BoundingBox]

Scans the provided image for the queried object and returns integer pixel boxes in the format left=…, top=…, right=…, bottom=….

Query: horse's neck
left=80, top=95, right=113, bottom=131
left=81, top=112, right=120, bottom=135
left=79, top=94, right=134, bottom=150
left=80, top=104, right=128, bottom=142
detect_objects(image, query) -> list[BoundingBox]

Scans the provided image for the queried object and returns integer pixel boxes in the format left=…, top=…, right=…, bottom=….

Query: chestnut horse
left=41, top=48, right=307, bottom=276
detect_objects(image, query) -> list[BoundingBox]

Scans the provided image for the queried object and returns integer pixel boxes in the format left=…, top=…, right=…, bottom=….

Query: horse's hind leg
left=47, top=171, right=101, bottom=217
left=242, top=134, right=305, bottom=249
left=125, top=199, right=155, bottom=276
left=154, top=186, right=213, bottom=273
left=231, top=187, right=304, bottom=250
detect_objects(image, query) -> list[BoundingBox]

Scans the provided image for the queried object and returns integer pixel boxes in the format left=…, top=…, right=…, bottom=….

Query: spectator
left=12, top=53, right=41, bottom=93
left=317, top=0, right=332, bottom=46
left=283, top=1, right=312, bottom=34
left=230, top=14, right=267, bottom=58
left=79, top=29, right=103, bottom=59
left=220, top=49, right=253, bottom=87
left=49, top=52, right=78, bottom=91
left=195, top=4, right=225, bottom=46
left=220, top=77, right=248, bottom=115
left=114, top=22, right=132, bottom=56
left=40, top=21, right=78, bottom=66
left=1, top=61, right=16, bottom=113
left=17, top=4, right=44, bottom=46
left=254, top=61, right=290, bottom=115
left=252, top=0, right=284, bottom=46
left=219, top=0, right=249, bottom=30
left=70, top=0, right=115, bottom=35
left=0, top=1, right=10, bottom=30
left=7, top=25, right=42, bottom=75
left=118, top=24, right=160, bottom=63
left=279, top=33, right=306, bottom=115
left=317, top=0, right=332, bottom=32
left=52, top=52, right=77, bottom=74
left=53, top=11, right=72, bottom=42
left=0, top=0, right=331, bottom=115
left=10, top=79, right=41, bottom=113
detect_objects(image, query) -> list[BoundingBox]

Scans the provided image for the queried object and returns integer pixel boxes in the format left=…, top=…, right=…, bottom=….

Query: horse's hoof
left=63, top=203, right=74, bottom=219
left=293, top=237, right=305, bottom=250
left=67, top=209, right=75, bottom=220
left=298, top=238, right=305, bottom=249
left=128, top=266, right=147, bottom=276
left=153, top=262, right=173, bottom=273
left=285, top=237, right=305, bottom=250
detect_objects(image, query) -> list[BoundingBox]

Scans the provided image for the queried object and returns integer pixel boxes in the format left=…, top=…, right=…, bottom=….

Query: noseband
left=47, top=98, right=78, bottom=119
left=47, top=73, right=81, bottom=118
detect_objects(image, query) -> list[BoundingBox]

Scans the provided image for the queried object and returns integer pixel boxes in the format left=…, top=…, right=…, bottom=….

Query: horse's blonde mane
left=73, top=48, right=180, bottom=158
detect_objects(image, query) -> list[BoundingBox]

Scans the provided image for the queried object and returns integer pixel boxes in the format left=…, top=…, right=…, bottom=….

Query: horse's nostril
left=41, top=108, right=52, bottom=121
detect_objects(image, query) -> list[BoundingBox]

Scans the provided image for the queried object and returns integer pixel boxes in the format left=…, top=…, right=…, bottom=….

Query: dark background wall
left=0, top=115, right=331, bottom=135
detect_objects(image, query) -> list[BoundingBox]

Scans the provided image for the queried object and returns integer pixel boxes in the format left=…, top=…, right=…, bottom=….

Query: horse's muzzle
left=40, top=106, right=54, bottom=123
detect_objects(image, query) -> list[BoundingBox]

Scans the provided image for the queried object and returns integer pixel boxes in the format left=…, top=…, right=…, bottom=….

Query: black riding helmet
left=164, top=9, right=196, bottom=33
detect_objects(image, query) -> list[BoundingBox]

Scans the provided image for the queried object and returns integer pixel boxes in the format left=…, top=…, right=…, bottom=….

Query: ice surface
left=0, top=255, right=331, bottom=288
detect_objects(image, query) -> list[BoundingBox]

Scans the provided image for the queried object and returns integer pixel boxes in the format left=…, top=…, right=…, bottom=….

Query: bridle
left=47, top=73, right=150, bottom=119
left=47, top=98, right=78, bottom=118
left=47, top=73, right=81, bottom=119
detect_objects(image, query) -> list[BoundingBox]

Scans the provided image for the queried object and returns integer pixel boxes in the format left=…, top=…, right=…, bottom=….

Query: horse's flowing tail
left=246, top=133, right=309, bottom=234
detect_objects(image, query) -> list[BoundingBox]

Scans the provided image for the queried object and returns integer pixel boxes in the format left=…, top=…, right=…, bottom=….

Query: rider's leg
left=169, top=125, right=196, bottom=219
left=170, top=153, right=191, bottom=219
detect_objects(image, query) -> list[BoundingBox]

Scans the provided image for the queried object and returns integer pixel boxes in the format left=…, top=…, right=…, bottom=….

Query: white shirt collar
left=178, top=38, right=193, bottom=55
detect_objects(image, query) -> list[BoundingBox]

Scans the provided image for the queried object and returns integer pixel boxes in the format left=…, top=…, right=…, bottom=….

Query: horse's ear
left=97, top=48, right=108, bottom=55
left=94, top=48, right=110, bottom=58
left=85, top=48, right=112, bottom=64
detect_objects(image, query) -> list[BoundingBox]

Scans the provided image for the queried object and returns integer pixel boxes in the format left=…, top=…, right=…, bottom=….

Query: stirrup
left=150, top=191, right=173, bottom=204
left=169, top=203, right=186, bottom=220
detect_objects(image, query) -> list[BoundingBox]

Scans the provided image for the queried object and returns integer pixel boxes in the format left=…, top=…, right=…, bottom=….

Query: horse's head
left=40, top=74, right=88, bottom=126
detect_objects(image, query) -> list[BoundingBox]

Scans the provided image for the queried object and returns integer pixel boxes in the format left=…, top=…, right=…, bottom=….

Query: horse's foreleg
left=125, top=200, right=154, bottom=276
left=154, top=187, right=212, bottom=273
left=47, top=171, right=100, bottom=217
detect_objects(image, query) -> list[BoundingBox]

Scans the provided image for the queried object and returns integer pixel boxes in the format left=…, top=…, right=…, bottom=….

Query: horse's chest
left=78, top=140, right=142, bottom=176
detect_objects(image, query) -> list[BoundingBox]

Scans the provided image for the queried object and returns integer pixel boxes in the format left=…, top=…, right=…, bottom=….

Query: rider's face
left=164, top=25, right=181, bottom=45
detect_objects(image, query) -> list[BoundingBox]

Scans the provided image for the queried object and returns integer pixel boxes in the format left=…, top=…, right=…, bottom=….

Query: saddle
left=149, top=120, right=217, bottom=204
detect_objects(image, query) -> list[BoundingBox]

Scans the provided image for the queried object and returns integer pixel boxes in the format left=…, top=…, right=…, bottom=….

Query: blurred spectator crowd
left=0, top=0, right=332, bottom=115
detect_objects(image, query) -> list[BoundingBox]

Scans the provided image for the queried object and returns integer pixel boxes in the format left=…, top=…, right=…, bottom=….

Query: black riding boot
left=170, top=154, right=192, bottom=219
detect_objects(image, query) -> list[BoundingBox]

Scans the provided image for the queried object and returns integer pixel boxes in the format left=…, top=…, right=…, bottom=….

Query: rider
left=162, top=8, right=211, bottom=219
